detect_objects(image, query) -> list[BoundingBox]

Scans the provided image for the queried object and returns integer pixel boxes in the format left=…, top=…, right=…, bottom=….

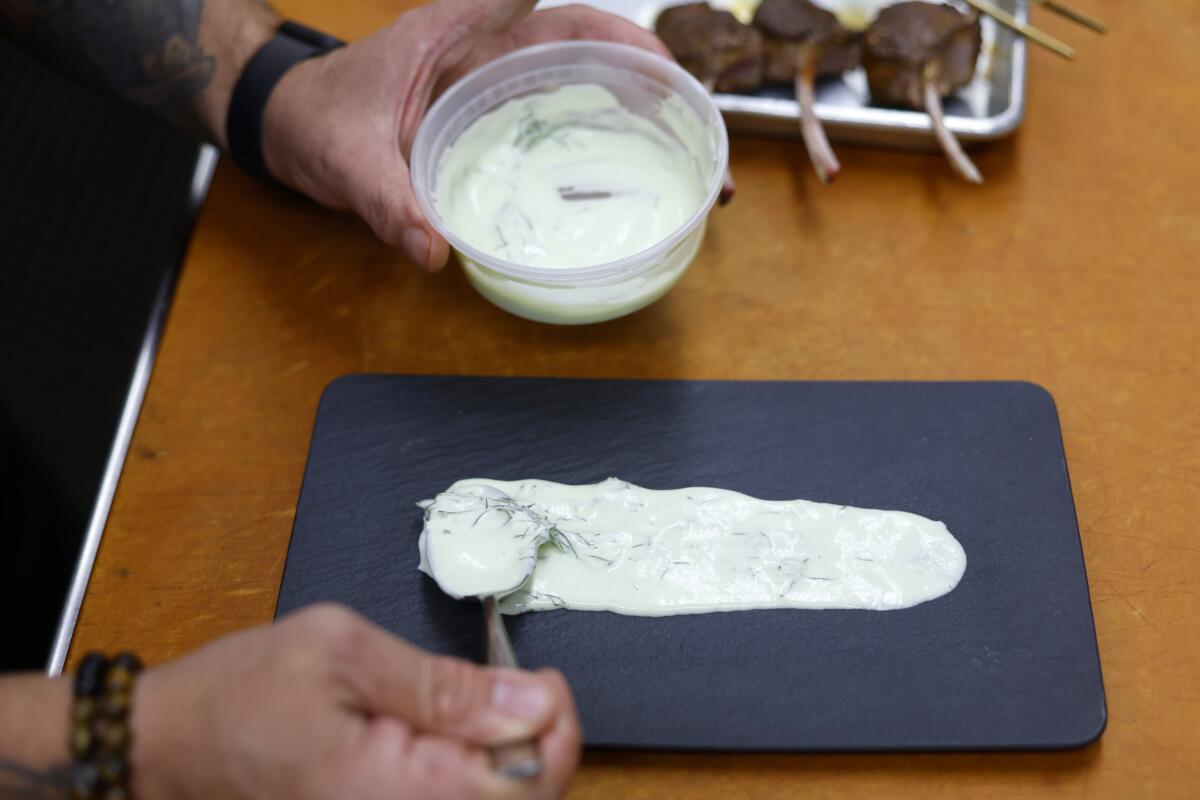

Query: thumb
left=340, top=615, right=558, bottom=744
left=444, top=0, right=538, bottom=34
left=346, top=154, right=450, bottom=271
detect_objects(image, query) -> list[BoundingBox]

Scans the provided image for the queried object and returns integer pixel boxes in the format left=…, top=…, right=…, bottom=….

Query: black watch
left=226, top=21, right=345, bottom=182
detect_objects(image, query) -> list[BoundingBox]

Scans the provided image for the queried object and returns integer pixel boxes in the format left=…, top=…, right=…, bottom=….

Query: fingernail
left=404, top=228, right=430, bottom=266
left=492, top=678, right=552, bottom=722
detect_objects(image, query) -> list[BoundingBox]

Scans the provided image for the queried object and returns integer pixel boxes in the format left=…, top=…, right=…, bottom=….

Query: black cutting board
left=277, top=376, right=1106, bottom=751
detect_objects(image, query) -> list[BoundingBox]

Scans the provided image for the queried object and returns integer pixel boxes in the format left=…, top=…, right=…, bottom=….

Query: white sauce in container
left=434, top=84, right=707, bottom=270
left=418, top=478, right=967, bottom=616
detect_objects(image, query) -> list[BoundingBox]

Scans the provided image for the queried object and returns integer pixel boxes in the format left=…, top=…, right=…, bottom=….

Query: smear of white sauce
left=419, top=478, right=966, bottom=616
left=434, top=84, right=707, bottom=270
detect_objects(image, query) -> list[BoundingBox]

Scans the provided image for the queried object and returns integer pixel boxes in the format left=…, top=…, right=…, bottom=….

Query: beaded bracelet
left=70, top=652, right=142, bottom=800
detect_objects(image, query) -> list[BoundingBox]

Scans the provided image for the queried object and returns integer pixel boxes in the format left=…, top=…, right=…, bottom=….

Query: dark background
left=0, top=41, right=202, bottom=670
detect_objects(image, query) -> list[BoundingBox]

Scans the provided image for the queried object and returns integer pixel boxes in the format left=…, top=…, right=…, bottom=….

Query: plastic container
left=411, top=41, right=728, bottom=325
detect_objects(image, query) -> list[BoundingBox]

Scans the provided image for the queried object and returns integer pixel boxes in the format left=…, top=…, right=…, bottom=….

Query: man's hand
left=261, top=0, right=670, bottom=271
left=130, top=604, right=581, bottom=800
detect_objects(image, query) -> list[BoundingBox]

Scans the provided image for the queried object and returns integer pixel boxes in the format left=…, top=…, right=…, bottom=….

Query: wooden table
left=69, top=1, right=1199, bottom=796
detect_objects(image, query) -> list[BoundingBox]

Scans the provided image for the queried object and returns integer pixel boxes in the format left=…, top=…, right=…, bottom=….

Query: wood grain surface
left=68, top=1, right=1199, bottom=797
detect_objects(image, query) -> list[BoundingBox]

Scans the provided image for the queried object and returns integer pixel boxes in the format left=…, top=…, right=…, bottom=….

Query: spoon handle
left=484, top=596, right=543, bottom=780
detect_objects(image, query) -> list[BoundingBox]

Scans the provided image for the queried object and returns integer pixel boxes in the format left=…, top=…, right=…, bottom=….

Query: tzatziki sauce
left=418, top=477, right=967, bottom=616
left=434, top=83, right=707, bottom=270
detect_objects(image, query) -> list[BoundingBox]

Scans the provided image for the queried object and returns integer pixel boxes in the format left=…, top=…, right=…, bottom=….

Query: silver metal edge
left=46, top=143, right=220, bottom=676
left=985, top=17, right=1027, bottom=140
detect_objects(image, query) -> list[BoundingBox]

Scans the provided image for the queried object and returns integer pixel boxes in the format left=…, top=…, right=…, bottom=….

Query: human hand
left=130, top=604, right=580, bottom=800
left=259, top=0, right=670, bottom=271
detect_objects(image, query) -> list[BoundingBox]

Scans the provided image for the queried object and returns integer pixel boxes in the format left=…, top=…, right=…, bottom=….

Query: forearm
left=0, top=674, right=71, bottom=792
left=0, top=0, right=279, bottom=146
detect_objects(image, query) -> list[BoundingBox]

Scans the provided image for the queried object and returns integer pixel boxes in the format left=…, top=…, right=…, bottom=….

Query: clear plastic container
left=411, top=41, right=728, bottom=325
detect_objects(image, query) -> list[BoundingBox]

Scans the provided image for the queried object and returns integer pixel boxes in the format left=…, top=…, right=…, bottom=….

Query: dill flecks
left=514, top=116, right=563, bottom=152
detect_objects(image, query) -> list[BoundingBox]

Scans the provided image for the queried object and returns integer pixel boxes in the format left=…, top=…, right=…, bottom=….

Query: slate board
left=276, top=376, right=1106, bottom=751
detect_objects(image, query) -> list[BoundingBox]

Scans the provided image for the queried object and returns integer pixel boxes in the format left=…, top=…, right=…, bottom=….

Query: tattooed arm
left=0, top=0, right=277, bottom=144
left=0, top=675, right=71, bottom=798
left=0, top=0, right=668, bottom=270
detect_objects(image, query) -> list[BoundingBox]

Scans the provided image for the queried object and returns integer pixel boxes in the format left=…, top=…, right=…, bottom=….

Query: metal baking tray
left=537, top=0, right=1026, bottom=149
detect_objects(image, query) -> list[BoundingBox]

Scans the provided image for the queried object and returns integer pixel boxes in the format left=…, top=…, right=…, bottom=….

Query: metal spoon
left=418, top=489, right=543, bottom=778
left=420, top=486, right=584, bottom=779
left=483, top=595, right=542, bottom=779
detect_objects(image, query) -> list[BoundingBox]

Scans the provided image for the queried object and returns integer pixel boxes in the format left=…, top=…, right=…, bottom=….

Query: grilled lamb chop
left=656, top=3, right=765, bottom=93
left=755, top=0, right=861, bottom=84
left=753, top=0, right=861, bottom=183
left=864, top=1, right=984, bottom=183
left=656, top=3, right=763, bottom=203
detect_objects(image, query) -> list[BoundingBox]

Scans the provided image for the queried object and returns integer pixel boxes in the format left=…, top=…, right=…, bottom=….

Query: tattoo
left=0, top=759, right=71, bottom=800
left=11, top=0, right=215, bottom=134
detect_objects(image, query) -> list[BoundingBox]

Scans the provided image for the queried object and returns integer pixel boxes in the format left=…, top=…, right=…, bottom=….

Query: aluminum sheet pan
left=537, top=0, right=1027, bottom=149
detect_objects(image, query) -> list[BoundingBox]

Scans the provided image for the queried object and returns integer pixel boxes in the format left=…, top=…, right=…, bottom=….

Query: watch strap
left=226, top=21, right=344, bottom=181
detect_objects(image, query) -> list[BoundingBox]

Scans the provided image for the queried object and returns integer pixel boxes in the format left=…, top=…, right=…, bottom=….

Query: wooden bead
left=95, top=718, right=131, bottom=753
left=104, top=665, right=134, bottom=693
left=70, top=652, right=141, bottom=800
left=71, top=721, right=95, bottom=759
left=100, top=688, right=131, bottom=718
left=111, top=652, right=143, bottom=673
left=74, top=653, right=108, bottom=699
left=73, top=696, right=98, bottom=725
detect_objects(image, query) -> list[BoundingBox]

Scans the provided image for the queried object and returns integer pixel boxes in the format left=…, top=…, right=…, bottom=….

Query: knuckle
left=421, top=656, right=488, bottom=728
left=364, top=195, right=410, bottom=248
left=295, top=603, right=363, bottom=656
left=376, top=222, right=409, bottom=250
left=299, top=602, right=354, bottom=631
left=573, top=5, right=603, bottom=21
left=537, top=668, right=570, bottom=700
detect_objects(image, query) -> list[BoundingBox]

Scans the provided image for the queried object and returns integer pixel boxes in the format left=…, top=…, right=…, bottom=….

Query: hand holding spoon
left=482, top=594, right=541, bottom=778
left=418, top=484, right=568, bottom=779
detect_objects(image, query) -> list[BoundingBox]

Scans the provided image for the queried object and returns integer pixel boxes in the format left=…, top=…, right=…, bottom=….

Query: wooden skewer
left=794, top=48, right=840, bottom=184
left=1033, top=0, right=1108, bottom=34
left=923, top=79, right=983, bottom=184
left=961, top=0, right=1076, bottom=60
